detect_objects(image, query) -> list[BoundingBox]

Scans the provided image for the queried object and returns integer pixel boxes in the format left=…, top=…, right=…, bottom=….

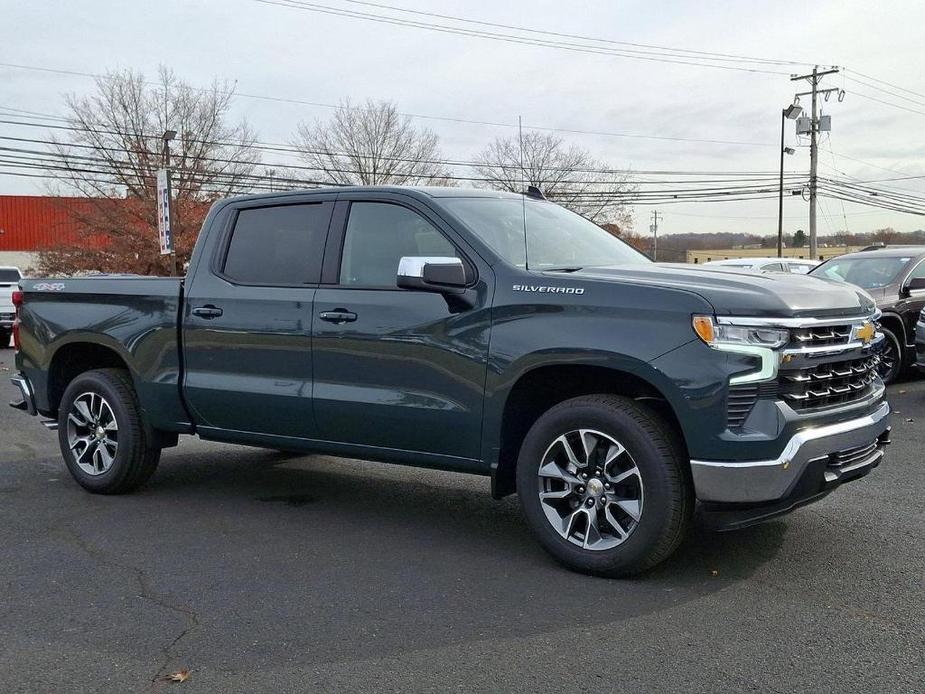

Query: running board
left=40, top=420, right=58, bottom=431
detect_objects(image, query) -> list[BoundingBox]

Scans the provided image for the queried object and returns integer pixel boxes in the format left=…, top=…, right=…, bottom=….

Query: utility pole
left=791, top=66, right=841, bottom=261
left=650, top=210, right=662, bottom=261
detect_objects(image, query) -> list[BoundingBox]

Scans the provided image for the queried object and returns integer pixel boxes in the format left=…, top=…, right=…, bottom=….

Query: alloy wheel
left=66, top=392, right=119, bottom=475
left=537, top=429, right=644, bottom=551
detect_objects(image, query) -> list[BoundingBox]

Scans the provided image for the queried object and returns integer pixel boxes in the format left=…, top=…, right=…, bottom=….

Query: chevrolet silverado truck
left=9, top=187, right=891, bottom=576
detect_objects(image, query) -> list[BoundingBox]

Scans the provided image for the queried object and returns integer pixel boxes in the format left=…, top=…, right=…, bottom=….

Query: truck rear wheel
left=516, top=395, right=692, bottom=577
left=57, top=368, right=160, bottom=494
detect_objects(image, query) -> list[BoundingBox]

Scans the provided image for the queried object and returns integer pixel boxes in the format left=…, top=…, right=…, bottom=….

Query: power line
left=338, top=0, right=811, bottom=67
left=0, top=113, right=791, bottom=177
left=843, top=75, right=925, bottom=109
left=251, top=0, right=795, bottom=75
left=849, top=90, right=925, bottom=118
left=843, top=68, right=925, bottom=100
left=0, top=64, right=776, bottom=149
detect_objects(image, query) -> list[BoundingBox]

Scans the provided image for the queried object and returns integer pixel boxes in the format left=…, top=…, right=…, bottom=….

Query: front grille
left=789, top=325, right=852, bottom=348
left=0, top=312, right=14, bottom=321
left=779, top=355, right=879, bottom=411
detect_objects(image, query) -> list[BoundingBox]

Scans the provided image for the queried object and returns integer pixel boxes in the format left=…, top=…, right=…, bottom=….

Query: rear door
left=311, top=194, right=492, bottom=461
left=182, top=195, right=334, bottom=439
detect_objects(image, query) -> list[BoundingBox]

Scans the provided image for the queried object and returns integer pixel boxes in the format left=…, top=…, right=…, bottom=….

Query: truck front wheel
left=516, top=395, right=692, bottom=577
left=57, top=368, right=160, bottom=494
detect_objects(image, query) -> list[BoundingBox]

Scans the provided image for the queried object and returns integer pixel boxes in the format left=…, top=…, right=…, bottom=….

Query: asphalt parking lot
left=0, top=346, right=923, bottom=693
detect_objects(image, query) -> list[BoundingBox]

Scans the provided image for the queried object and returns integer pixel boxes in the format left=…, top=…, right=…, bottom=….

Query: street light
left=778, top=104, right=802, bottom=257
left=162, top=129, right=177, bottom=166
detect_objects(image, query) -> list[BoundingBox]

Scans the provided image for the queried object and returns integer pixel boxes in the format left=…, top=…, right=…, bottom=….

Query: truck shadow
left=150, top=445, right=787, bottom=589
left=45, top=444, right=794, bottom=670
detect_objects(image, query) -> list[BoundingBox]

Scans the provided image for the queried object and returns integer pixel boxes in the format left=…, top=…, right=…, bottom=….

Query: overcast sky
left=2, top=0, right=924, bottom=236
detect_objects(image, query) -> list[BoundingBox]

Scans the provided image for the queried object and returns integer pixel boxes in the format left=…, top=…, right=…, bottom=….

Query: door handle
left=191, top=305, right=223, bottom=319
left=319, top=309, right=357, bottom=324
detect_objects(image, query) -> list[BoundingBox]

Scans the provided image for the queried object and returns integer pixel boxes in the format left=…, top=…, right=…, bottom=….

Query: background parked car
left=0, top=266, right=22, bottom=348
left=702, top=257, right=819, bottom=274
left=811, top=246, right=925, bottom=383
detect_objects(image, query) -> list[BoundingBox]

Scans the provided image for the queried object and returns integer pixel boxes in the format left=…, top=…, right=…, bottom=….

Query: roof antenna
left=519, top=115, right=529, bottom=270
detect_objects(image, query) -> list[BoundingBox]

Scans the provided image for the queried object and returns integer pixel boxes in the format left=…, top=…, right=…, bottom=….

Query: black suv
left=811, top=246, right=925, bottom=383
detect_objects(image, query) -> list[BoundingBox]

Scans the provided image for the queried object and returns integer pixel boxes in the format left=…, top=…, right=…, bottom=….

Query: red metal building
left=0, top=195, right=97, bottom=252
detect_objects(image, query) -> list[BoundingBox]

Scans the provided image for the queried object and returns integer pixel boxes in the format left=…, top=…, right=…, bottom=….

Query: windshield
left=442, top=197, right=649, bottom=270
left=0, top=269, right=21, bottom=282
left=811, top=256, right=911, bottom=289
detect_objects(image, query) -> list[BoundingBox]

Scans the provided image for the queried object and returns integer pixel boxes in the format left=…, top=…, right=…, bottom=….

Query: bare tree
left=473, top=131, right=634, bottom=226
left=871, top=227, right=900, bottom=245
left=292, top=99, right=452, bottom=186
left=40, top=66, right=260, bottom=275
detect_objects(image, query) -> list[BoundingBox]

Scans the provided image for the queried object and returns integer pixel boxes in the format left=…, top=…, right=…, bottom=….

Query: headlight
left=692, top=315, right=789, bottom=348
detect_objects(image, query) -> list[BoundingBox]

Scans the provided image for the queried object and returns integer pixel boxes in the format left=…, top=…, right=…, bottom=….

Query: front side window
left=339, top=202, right=458, bottom=287
left=223, top=203, right=329, bottom=285
left=906, top=258, right=925, bottom=281
left=442, top=197, right=649, bottom=270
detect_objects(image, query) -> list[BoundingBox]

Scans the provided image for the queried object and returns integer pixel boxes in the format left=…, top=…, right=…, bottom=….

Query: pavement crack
left=56, top=526, right=200, bottom=687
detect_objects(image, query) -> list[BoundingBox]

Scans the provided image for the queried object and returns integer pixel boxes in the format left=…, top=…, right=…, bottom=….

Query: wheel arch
left=491, top=362, right=689, bottom=499
left=46, top=339, right=134, bottom=415
left=878, top=311, right=905, bottom=344
left=878, top=311, right=910, bottom=367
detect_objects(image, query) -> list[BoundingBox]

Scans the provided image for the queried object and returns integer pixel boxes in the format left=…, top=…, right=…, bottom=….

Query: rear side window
left=0, top=269, right=21, bottom=282
left=223, top=203, right=330, bottom=285
left=339, top=202, right=458, bottom=287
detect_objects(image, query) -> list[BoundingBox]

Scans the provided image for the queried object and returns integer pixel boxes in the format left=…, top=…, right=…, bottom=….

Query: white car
left=702, top=257, right=819, bottom=274
left=0, top=266, right=22, bottom=347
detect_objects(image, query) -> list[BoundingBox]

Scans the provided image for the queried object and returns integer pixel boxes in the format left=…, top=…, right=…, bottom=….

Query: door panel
left=182, top=199, right=333, bottom=438
left=311, top=288, right=490, bottom=458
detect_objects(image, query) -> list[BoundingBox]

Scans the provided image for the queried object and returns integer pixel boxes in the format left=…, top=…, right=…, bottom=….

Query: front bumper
left=10, top=374, right=37, bottom=416
left=691, top=401, right=890, bottom=518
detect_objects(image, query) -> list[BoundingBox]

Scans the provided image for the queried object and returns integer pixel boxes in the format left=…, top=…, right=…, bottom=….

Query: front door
left=898, top=258, right=925, bottom=345
left=311, top=197, right=492, bottom=460
left=183, top=197, right=334, bottom=439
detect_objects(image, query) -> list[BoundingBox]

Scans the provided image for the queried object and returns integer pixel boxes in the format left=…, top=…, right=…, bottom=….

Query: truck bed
left=16, top=276, right=190, bottom=431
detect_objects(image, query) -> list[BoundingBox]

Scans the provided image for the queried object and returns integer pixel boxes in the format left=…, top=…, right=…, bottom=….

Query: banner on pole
left=156, top=168, right=173, bottom=255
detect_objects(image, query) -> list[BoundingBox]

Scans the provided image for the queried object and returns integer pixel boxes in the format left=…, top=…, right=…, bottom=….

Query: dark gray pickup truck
left=10, top=187, right=890, bottom=576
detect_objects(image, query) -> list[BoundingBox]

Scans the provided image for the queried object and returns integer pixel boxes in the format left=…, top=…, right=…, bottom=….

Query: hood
left=556, top=264, right=877, bottom=319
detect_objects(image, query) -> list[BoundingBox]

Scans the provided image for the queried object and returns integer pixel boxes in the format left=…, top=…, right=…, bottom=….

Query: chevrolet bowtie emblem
left=854, top=321, right=875, bottom=344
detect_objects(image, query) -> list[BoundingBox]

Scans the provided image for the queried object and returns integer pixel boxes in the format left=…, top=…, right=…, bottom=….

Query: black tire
left=57, top=368, right=160, bottom=494
left=878, top=327, right=903, bottom=385
left=0, top=329, right=10, bottom=348
left=516, top=394, right=692, bottom=577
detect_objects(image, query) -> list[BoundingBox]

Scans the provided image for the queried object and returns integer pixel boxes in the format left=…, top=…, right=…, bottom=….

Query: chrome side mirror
left=397, top=256, right=467, bottom=294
